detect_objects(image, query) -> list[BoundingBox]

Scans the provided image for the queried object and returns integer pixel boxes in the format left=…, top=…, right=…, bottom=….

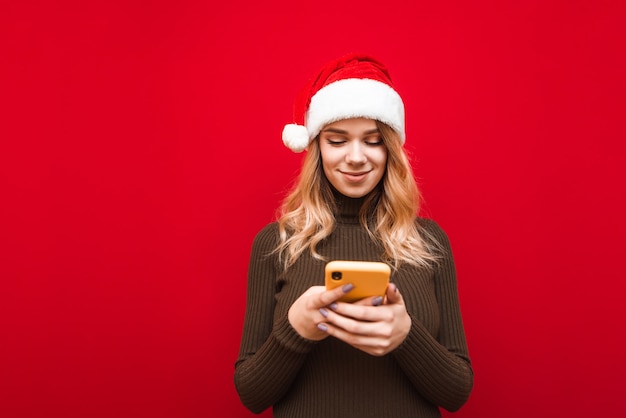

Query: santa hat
left=282, top=53, right=405, bottom=153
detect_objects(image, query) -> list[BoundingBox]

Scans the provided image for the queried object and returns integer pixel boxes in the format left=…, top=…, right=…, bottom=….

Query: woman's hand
left=288, top=283, right=355, bottom=341
left=318, top=283, right=411, bottom=356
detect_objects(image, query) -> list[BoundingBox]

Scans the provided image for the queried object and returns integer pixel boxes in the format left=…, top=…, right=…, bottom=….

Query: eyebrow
left=321, top=127, right=381, bottom=135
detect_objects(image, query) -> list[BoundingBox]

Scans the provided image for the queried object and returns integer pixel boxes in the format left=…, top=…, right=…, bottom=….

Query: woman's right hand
left=288, top=284, right=354, bottom=341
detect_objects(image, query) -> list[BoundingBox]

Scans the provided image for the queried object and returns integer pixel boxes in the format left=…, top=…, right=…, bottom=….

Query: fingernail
left=317, top=323, right=328, bottom=332
left=391, top=283, right=398, bottom=293
left=342, top=283, right=354, bottom=293
left=329, top=303, right=338, bottom=311
left=319, top=308, right=328, bottom=318
left=372, top=296, right=383, bottom=306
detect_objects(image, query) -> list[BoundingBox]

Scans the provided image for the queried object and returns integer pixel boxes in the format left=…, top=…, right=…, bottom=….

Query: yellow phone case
left=325, top=260, right=391, bottom=303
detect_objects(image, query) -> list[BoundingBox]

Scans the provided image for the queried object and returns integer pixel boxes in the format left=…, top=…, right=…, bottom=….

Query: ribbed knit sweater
left=235, top=193, right=473, bottom=417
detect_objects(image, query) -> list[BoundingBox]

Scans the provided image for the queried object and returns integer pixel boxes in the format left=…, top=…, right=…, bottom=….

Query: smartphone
left=325, top=260, right=391, bottom=303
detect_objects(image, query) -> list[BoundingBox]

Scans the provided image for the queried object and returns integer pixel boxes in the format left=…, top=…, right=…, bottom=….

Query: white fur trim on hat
left=306, top=78, right=405, bottom=143
left=282, top=123, right=310, bottom=153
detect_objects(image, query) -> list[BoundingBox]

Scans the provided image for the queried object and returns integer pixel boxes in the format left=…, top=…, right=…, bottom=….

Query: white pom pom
left=282, top=124, right=310, bottom=153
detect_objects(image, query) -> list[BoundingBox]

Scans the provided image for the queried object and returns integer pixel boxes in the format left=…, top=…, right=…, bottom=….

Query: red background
left=2, top=1, right=625, bottom=417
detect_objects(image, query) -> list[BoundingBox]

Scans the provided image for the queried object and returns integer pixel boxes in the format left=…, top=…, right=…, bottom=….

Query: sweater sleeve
left=392, top=219, right=474, bottom=412
left=234, top=224, right=318, bottom=414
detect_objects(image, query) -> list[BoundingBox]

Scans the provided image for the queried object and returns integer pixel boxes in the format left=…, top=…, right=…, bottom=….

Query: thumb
left=386, top=283, right=403, bottom=305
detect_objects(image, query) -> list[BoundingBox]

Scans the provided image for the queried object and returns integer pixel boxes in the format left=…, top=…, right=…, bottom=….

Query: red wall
left=2, top=1, right=624, bottom=417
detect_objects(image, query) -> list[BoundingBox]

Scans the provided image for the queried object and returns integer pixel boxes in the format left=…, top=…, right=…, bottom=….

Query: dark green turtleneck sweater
left=235, top=193, right=473, bottom=417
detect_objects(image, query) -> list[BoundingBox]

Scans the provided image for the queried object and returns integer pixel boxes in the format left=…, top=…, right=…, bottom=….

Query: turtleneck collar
left=331, top=186, right=379, bottom=225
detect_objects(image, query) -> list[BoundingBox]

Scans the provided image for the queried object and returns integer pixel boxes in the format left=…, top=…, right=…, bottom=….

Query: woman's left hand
left=318, top=283, right=411, bottom=356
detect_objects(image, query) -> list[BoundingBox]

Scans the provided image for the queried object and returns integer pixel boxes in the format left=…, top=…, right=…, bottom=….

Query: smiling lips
left=341, top=170, right=370, bottom=182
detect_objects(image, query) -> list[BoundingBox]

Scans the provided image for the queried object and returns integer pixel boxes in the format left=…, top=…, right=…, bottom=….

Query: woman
left=234, top=54, right=473, bottom=417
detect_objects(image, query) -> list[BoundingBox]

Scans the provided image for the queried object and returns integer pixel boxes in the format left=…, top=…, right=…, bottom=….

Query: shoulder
left=251, top=222, right=281, bottom=249
left=248, top=222, right=281, bottom=268
left=255, top=221, right=280, bottom=237
left=416, top=217, right=448, bottom=240
left=416, top=217, right=452, bottom=254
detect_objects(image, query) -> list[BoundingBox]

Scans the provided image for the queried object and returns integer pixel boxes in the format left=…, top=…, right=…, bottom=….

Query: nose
left=345, top=141, right=367, bottom=164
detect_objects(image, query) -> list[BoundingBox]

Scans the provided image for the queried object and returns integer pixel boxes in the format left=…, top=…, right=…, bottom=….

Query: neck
left=331, top=186, right=378, bottom=225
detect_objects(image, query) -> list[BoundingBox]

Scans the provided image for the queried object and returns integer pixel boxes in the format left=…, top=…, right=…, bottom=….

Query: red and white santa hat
left=282, top=53, right=406, bottom=152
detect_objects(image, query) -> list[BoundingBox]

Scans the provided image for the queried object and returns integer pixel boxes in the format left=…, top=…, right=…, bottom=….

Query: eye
left=365, top=136, right=383, bottom=146
left=324, top=137, right=346, bottom=146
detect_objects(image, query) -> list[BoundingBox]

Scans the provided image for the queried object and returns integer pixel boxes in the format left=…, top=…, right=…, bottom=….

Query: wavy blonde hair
left=275, top=121, right=439, bottom=271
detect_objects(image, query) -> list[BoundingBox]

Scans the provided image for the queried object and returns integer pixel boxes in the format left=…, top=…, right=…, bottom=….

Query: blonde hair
left=275, top=121, right=439, bottom=271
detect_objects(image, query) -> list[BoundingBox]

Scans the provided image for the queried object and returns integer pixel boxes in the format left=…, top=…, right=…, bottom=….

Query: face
left=318, top=118, right=388, bottom=198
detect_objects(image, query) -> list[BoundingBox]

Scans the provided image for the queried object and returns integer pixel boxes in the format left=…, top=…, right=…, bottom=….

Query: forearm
left=392, top=315, right=473, bottom=411
left=234, top=315, right=318, bottom=413
left=393, top=219, right=473, bottom=410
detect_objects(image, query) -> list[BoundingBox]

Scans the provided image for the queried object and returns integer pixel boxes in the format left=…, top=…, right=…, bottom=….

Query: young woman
left=235, top=54, right=473, bottom=417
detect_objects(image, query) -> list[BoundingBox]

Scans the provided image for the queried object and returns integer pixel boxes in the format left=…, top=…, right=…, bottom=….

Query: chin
left=340, top=187, right=372, bottom=198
